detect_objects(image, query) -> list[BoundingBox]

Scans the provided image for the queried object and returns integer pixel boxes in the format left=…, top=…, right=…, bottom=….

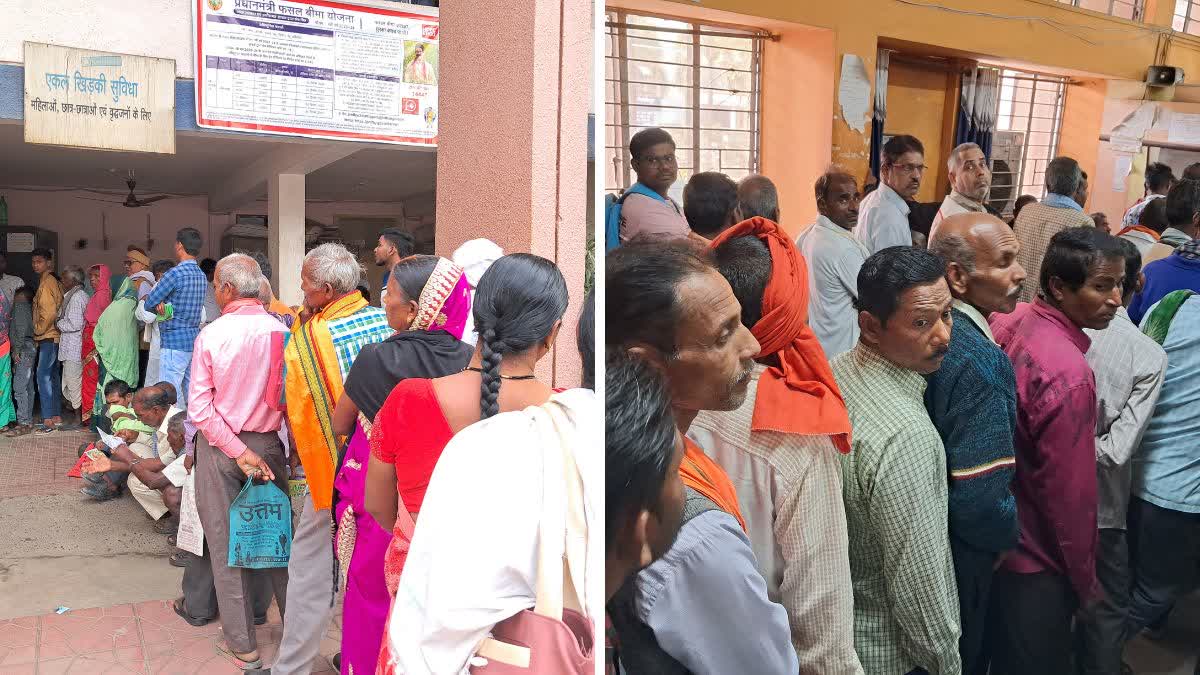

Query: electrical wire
left=892, top=0, right=1169, bottom=46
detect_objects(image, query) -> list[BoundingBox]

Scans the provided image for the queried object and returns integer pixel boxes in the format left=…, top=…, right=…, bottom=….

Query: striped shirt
left=691, top=364, right=863, bottom=674
left=832, top=344, right=961, bottom=675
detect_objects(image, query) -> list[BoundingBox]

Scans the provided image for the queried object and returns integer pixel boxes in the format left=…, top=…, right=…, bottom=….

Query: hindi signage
left=23, top=42, right=176, bottom=154
left=193, top=0, right=439, bottom=146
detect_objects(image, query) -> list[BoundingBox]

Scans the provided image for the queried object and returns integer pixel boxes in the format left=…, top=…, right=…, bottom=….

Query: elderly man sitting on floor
left=83, top=383, right=187, bottom=532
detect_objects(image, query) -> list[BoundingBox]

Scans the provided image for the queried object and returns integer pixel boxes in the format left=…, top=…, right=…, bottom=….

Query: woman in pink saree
left=330, top=256, right=473, bottom=675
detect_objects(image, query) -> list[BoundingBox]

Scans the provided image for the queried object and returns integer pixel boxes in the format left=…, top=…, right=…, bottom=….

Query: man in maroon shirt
left=986, top=226, right=1125, bottom=675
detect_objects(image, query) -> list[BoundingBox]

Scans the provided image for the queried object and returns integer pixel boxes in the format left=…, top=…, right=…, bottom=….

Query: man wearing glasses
left=858, top=134, right=927, bottom=254
left=618, top=127, right=695, bottom=244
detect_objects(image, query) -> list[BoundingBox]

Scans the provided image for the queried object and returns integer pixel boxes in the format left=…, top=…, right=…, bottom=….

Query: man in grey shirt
left=1077, top=239, right=1167, bottom=675
left=607, top=240, right=798, bottom=674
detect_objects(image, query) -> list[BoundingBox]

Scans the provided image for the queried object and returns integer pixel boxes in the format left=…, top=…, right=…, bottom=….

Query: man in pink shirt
left=189, top=253, right=290, bottom=670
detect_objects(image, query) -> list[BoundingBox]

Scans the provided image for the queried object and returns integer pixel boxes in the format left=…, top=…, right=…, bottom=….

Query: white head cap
left=452, top=239, right=504, bottom=288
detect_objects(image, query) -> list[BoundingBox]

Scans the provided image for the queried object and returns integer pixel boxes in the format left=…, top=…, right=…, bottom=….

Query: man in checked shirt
left=831, top=247, right=961, bottom=675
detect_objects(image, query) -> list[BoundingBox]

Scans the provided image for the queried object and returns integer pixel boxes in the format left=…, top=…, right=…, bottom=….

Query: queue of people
left=605, top=126, right=1200, bottom=675
left=0, top=224, right=597, bottom=674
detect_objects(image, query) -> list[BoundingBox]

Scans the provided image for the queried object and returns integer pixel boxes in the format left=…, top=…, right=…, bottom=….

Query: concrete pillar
left=268, top=173, right=306, bottom=307
left=434, top=0, right=591, bottom=389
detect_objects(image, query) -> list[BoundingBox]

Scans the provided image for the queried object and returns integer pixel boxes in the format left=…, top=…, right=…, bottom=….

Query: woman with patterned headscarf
left=328, top=255, right=473, bottom=675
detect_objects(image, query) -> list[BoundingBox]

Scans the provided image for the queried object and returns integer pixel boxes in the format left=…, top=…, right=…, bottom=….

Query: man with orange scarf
left=691, top=216, right=861, bottom=674
left=607, top=239, right=797, bottom=674
left=268, top=243, right=393, bottom=675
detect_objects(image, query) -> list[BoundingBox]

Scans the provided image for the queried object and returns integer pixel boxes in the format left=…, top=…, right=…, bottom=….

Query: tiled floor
left=0, top=600, right=342, bottom=675
left=0, top=429, right=93, bottom=499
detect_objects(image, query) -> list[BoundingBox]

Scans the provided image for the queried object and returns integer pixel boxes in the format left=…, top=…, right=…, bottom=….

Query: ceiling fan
left=80, top=171, right=171, bottom=208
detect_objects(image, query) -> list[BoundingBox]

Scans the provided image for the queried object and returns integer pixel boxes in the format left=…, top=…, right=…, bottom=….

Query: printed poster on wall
left=193, top=0, right=438, bottom=146
left=23, top=42, right=176, bottom=154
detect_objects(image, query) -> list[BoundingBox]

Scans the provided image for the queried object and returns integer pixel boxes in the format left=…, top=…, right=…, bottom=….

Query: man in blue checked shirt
left=145, top=227, right=208, bottom=406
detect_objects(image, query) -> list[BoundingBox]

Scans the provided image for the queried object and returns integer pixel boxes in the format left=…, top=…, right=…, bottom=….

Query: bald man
left=924, top=213, right=1027, bottom=673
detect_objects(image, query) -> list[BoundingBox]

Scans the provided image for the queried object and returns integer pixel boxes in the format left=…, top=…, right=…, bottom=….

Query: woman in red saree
left=366, top=253, right=569, bottom=674
left=81, top=264, right=111, bottom=426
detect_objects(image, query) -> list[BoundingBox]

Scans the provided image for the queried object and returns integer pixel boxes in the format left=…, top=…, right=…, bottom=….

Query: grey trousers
left=1075, top=528, right=1130, bottom=675
left=12, top=349, right=34, bottom=425
left=194, top=431, right=289, bottom=654
left=271, top=492, right=336, bottom=675
left=181, top=542, right=273, bottom=622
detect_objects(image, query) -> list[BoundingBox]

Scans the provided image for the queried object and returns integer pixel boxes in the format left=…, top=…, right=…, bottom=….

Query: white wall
left=0, top=187, right=432, bottom=296
left=0, top=0, right=194, bottom=76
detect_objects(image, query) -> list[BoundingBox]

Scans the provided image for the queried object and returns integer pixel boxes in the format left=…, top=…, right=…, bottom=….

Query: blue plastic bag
left=228, top=479, right=293, bottom=569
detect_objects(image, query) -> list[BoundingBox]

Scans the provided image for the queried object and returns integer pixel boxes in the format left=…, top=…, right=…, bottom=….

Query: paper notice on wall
left=1113, top=154, right=1134, bottom=193
left=1109, top=135, right=1142, bottom=154
left=838, top=54, right=871, bottom=133
left=1168, top=112, right=1200, bottom=145
left=1112, top=102, right=1158, bottom=140
left=177, top=472, right=205, bottom=557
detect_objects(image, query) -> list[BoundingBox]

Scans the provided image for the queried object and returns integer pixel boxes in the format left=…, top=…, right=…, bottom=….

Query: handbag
left=469, top=402, right=595, bottom=674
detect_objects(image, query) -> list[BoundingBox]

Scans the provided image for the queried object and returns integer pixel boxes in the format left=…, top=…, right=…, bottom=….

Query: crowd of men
left=605, top=126, right=1200, bottom=675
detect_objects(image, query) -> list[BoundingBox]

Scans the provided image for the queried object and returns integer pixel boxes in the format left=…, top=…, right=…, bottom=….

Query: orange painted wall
left=658, top=0, right=1200, bottom=182
left=884, top=61, right=953, bottom=204
left=1059, top=79, right=1108, bottom=215
left=759, top=27, right=835, bottom=230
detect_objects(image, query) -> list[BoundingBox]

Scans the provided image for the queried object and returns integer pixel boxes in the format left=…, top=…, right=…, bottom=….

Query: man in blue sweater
left=925, top=212, right=1026, bottom=674
left=1129, top=238, right=1200, bottom=325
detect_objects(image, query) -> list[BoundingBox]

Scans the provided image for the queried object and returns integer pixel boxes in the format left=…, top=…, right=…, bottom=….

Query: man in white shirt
left=796, top=170, right=868, bottom=358
left=857, top=134, right=926, bottom=254
left=930, top=143, right=992, bottom=239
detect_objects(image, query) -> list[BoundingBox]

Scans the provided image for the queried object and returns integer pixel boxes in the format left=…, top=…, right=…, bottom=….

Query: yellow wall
left=885, top=61, right=953, bottom=203
left=655, top=0, right=1200, bottom=179
left=1058, top=78, right=1108, bottom=210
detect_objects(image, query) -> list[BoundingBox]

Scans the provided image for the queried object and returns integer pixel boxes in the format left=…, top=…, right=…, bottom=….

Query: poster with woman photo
left=403, top=41, right=439, bottom=85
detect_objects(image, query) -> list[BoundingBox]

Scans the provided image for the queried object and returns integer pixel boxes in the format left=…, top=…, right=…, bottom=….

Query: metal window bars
left=604, top=9, right=765, bottom=195
left=990, top=68, right=1068, bottom=212
left=1056, top=0, right=1141, bottom=21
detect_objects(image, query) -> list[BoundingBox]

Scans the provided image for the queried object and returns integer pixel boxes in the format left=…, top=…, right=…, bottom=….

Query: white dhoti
left=128, top=439, right=177, bottom=521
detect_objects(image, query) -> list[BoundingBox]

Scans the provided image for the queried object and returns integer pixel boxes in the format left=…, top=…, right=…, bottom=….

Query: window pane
left=605, top=10, right=761, bottom=187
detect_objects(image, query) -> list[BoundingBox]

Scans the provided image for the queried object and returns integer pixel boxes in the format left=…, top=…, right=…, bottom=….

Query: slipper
left=167, top=533, right=177, bottom=547
left=169, top=551, right=189, bottom=568
left=34, top=425, right=55, bottom=435
left=216, top=640, right=262, bottom=670
left=4, top=425, right=32, bottom=437
left=172, top=597, right=214, bottom=627
left=80, top=484, right=118, bottom=501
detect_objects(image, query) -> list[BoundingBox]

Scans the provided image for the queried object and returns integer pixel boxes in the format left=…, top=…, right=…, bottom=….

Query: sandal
left=215, top=640, right=262, bottom=670
left=172, top=597, right=214, bottom=627
left=81, top=484, right=119, bottom=501
left=168, top=551, right=189, bottom=568
left=5, top=424, right=32, bottom=437
left=34, top=424, right=55, bottom=435
left=167, top=533, right=177, bottom=547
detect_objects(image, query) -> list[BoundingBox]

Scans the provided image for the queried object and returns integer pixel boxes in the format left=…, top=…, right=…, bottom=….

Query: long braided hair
left=472, top=253, right=569, bottom=419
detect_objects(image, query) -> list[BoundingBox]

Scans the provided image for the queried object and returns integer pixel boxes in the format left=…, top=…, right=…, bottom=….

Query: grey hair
left=258, top=276, right=273, bottom=304
left=215, top=253, right=262, bottom=299
left=928, top=232, right=977, bottom=274
left=249, top=250, right=272, bottom=281
left=947, top=143, right=983, bottom=172
left=1045, top=156, right=1084, bottom=198
left=166, top=411, right=185, bottom=437
left=303, top=243, right=362, bottom=295
left=62, top=265, right=85, bottom=286
left=737, top=174, right=780, bottom=222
